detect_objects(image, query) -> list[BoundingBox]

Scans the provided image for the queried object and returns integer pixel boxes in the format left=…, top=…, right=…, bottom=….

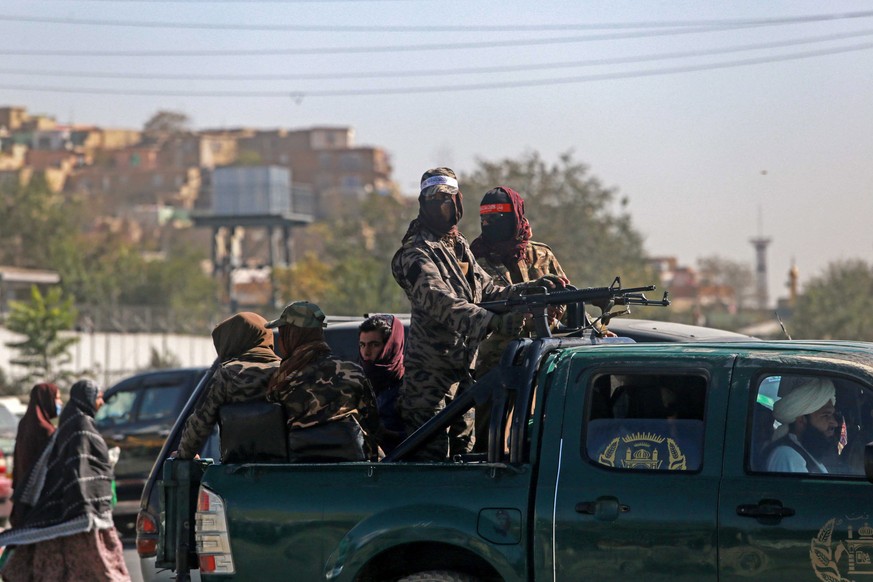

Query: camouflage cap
left=266, top=301, right=327, bottom=329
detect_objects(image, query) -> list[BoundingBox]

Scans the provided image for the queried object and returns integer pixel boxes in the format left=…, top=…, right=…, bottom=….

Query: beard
left=800, top=423, right=839, bottom=462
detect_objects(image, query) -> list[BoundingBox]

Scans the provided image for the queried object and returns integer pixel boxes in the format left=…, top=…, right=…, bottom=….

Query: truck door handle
left=737, top=499, right=795, bottom=520
left=576, top=496, right=630, bottom=521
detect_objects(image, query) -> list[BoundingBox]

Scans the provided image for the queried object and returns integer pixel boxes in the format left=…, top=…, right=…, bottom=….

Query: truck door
left=543, top=352, right=733, bottom=582
left=719, top=356, right=873, bottom=581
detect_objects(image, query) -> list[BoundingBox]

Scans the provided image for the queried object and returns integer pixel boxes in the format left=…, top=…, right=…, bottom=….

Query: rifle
left=478, top=276, right=670, bottom=338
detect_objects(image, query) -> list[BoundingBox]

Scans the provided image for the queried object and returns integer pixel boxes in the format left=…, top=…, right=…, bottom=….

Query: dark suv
left=95, top=367, right=211, bottom=539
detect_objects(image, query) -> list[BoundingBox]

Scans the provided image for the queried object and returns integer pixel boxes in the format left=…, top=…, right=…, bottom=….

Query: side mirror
left=864, top=442, right=873, bottom=483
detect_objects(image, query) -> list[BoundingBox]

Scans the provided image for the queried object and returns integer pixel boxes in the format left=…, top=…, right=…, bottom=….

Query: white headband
left=420, top=175, right=459, bottom=191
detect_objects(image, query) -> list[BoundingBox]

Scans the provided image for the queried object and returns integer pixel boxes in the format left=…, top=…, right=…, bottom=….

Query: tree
left=5, top=286, right=79, bottom=387
left=697, top=255, right=755, bottom=311
left=276, top=191, right=414, bottom=316
left=143, top=110, right=190, bottom=138
left=791, top=260, right=873, bottom=340
left=460, top=151, right=654, bottom=288
left=0, top=173, right=79, bottom=269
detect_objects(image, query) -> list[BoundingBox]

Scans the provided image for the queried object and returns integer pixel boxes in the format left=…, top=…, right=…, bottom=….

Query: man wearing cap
left=265, top=301, right=381, bottom=461
left=766, top=376, right=839, bottom=473
left=391, top=167, right=565, bottom=461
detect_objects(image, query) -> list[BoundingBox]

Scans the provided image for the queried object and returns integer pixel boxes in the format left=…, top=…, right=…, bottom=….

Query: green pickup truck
left=158, top=330, right=873, bottom=582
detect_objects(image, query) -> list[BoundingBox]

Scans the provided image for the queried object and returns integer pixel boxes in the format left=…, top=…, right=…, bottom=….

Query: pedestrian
left=10, top=383, right=62, bottom=527
left=266, top=301, right=381, bottom=462
left=358, top=314, right=406, bottom=453
left=0, top=380, right=130, bottom=582
left=391, top=167, right=565, bottom=460
left=176, top=311, right=281, bottom=460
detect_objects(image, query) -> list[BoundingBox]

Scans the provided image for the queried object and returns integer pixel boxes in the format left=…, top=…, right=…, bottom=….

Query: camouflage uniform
left=266, top=353, right=381, bottom=460
left=474, top=241, right=567, bottom=375
left=391, top=223, right=514, bottom=460
left=177, top=359, right=278, bottom=460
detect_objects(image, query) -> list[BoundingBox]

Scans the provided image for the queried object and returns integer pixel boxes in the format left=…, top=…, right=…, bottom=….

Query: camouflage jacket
left=475, top=241, right=588, bottom=374
left=177, top=359, right=279, bottom=459
left=475, top=241, right=567, bottom=287
left=266, top=353, right=381, bottom=458
left=391, top=222, right=514, bottom=372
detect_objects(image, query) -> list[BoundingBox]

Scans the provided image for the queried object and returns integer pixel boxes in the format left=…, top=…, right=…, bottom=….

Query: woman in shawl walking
left=0, top=379, right=130, bottom=582
left=10, top=383, right=62, bottom=527
left=175, top=311, right=281, bottom=460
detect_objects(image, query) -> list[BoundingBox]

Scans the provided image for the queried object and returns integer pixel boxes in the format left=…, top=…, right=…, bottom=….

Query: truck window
left=585, top=373, right=707, bottom=472
left=750, top=374, right=871, bottom=477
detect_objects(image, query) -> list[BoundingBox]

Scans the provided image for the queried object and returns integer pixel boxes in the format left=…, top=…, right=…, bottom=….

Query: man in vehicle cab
left=766, top=377, right=838, bottom=474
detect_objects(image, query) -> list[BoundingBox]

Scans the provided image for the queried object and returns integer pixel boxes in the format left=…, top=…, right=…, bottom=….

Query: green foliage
left=277, top=192, right=414, bottom=316
left=5, top=286, right=79, bottom=385
left=460, top=151, right=655, bottom=288
left=144, top=346, right=182, bottom=371
left=0, top=367, right=17, bottom=396
left=0, top=174, right=80, bottom=269
left=143, top=110, right=190, bottom=137
left=791, top=259, right=873, bottom=340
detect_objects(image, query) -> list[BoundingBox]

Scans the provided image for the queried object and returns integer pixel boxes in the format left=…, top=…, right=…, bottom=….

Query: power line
left=4, top=28, right=872, bottom=81
left=0, top=25, right=757, bottom=57
left=2, top=40, right=871, bottom=98
left=3, top=10, right=873, bottom=32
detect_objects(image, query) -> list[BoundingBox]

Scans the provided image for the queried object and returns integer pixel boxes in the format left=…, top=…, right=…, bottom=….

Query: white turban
left=771, top=377, right=836, bottom=440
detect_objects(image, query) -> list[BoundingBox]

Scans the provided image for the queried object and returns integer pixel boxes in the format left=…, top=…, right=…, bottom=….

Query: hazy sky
left=3, top=1, right=873, bottom=305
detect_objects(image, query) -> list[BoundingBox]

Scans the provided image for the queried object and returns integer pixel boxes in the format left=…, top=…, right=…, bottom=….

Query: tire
left=397, top=571, right=480, bottom=582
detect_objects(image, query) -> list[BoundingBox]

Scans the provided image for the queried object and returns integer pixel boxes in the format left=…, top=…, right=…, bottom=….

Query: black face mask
left=481, top=212, right=516, bottom=242
left=421, top=195, right=461, bottom=234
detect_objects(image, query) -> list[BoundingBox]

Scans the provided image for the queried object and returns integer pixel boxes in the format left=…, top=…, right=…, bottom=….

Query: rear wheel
left=397, top=571, right=480, bottom=582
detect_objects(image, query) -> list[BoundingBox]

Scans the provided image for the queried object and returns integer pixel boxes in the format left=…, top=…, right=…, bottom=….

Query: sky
left=2, top=1, right=873, bottom=307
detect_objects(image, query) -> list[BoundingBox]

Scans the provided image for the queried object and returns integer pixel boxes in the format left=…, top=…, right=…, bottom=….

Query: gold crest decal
left=598, top=432, right=687, bottom=471
left=812, top=517, right=873, bottom=581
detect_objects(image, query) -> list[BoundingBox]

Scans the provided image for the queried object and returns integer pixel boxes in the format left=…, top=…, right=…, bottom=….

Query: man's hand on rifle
left=530, top=274, right=569, bottom=290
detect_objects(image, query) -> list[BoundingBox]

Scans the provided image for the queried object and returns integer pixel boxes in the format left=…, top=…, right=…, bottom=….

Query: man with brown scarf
left=266, top=301, right=381, bottom=461
left=391, top=168, right=565, bottom=461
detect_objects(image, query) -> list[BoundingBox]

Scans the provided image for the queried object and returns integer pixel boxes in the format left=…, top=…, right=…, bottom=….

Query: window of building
left=585, top=373, right=707, bottom=472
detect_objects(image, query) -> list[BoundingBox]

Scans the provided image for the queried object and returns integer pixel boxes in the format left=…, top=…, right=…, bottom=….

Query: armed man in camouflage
left=265, top=301, right=381, bottom=461
left=177, top=312, right=280, bottom=460
left=391, top=168, right=565, bottom=461
left=470, top=186, right=571, bottom=378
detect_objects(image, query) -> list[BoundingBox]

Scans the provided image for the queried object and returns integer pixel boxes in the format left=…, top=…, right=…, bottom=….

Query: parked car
left=95, top=367, right=210, bottom=540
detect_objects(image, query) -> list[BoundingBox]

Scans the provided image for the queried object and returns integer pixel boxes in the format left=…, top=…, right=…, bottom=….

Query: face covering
left=481, top=212, right=516, bottom=242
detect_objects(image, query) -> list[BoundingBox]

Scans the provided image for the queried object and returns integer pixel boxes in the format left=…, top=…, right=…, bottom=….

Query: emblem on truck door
left=598, top=432, right=687, bottom=471
left=812, top=517, right=873, bottom=581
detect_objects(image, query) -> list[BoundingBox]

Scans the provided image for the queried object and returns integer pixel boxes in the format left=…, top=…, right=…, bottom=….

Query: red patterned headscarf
left=470, top=186, right=532, bottom=262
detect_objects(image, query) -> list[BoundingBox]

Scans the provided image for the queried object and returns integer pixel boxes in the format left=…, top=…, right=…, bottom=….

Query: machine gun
left=478, top=276, right=670, bottom=338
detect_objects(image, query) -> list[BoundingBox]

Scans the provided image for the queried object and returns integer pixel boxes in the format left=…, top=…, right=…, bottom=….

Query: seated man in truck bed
left=176, top=312, right=280, bottom=460
left=266, top=301, right=382, bottom=462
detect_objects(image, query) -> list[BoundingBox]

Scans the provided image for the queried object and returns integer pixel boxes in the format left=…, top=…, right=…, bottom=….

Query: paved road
left=123, top=543, right=144, bottom=582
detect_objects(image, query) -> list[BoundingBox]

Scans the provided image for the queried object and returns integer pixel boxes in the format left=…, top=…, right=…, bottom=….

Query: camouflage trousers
left=397, top=361, right=475, bottom=461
